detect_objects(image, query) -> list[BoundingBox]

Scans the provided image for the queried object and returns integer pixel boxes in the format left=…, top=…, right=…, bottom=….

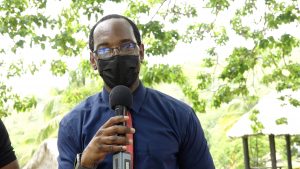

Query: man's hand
left=80, top=116, right=135, bottom=168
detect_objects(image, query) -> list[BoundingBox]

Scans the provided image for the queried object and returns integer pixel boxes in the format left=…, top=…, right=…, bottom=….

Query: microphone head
left=109, top=85, right=133, bottom=110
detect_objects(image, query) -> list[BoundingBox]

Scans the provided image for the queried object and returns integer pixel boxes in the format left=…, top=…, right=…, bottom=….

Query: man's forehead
left=94, top=18, right=133, bottom=37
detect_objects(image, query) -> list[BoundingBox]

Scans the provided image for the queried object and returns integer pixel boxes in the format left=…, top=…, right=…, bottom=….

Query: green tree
left=1, top=0, right=299, bottom=117
left=1, top=1, right=300, bottom=168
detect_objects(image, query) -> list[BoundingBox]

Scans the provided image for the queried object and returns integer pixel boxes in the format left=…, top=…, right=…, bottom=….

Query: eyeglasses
left=93, top=41, right=138, bottom=60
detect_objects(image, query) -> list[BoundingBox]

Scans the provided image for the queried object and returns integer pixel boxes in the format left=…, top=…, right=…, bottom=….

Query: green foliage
left=140, top=21, right=180, bottom=56
left=141, top=62, right=206, bottom=112
left=212, top=85, right=233, bottom=108
left=2, top=0, right=298, bottom=116
left=61, top=81, right=101, bottom=106
left=248, top=135, right=270, bottom=167
left=275, top=117, right=288, bottom=125
left=8, top=75, right=102, bottom=166
left=36, top=97, right=68, bottom=143
left=220, top=47, right=256, bottom=83
left=206, top=0, right=230, bottom=14
left=183, top=23, right=214, bottom=43
left=50, top=60, right=68, bottom=76
left=124, top=1, right=151, bottom=17
left=197, top=72, right=212, bottom=90
left=203, top=100, right=248, bottom=169
left=50, top=3, right=88, bottom=56
left=13, top=96, right=37, bottom=112
left=262, top=63, right=300, bottom=91
left=1, top=0, right=300, bottom=167
left=7, top=60, right=23, bottom=78
left=289, top=97, right=300, bottom=107
left=199, top=0, right=300, bottom=113
left=0, top=83, right=12, bottom=117
left=165, top=4, right=197, bottom=23
left=265, top=2, right=299, bottom=29
left=249, top=109, right=264, bottom=133
left=0, top=0, right=196, bottom=116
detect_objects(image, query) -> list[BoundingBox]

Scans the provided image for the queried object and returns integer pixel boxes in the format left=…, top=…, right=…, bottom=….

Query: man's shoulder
left=60, top=93, right=100, bottom=126
left=145, top=87, right=197, bottom=131
left=146, top=87, right=193, bottom=112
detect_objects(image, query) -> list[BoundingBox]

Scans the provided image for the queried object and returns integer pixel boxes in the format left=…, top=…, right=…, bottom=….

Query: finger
left=99, top=135, right=131, bottom=145
left=102, top=116, right=129, bottom=128
left=103, top=125, right=135, bottom=136
left=95, top=125, right=135, bottom=137
left=97, top=144, right=127, bottom=153
left=95, top=116, right=129, bottom=136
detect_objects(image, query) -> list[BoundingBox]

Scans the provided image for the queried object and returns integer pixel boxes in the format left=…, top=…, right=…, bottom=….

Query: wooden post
left=269, top=134, right=277, bottom=169
left=243, top=136, right=251, bottom=169
left=285, top=135, right=292, bottom=169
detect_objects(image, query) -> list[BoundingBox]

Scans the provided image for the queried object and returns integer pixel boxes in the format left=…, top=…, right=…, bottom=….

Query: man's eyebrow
left=119, top=39, right=136, bottom=43
left=95, top=42, right=109, bottom=50
left=95, top=39, right=136, bottom=50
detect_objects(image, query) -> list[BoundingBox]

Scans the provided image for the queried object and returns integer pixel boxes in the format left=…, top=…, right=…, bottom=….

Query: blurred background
left=0, top=0, right=300, bottom=168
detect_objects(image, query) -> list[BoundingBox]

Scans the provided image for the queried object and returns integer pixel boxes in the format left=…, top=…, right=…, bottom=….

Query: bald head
left=93, top=18, right=136, bottom=51
left=89, top=14, right=141, bottom=52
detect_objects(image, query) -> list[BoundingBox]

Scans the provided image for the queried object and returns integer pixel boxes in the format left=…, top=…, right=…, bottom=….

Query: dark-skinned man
left=57, top=14, right=215, bottom=169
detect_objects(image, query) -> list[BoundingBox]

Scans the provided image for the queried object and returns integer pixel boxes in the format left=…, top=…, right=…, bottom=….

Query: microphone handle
left=115, top=105, right=128, bottom=126
left=113, top=105, right=132, bottom=169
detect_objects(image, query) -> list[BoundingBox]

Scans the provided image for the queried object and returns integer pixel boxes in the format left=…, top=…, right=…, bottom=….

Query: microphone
left=109, top=85, right=133, bottom=122
left=109, top=85, right=133, bottom=169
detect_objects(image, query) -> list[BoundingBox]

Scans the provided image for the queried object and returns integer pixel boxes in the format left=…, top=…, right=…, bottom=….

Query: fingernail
left=122, top=146, right=127, bottom=151
left=131, top=128, right=135, bottom=133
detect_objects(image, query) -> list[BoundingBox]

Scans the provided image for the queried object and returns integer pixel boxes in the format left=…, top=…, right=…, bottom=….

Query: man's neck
left=104, top=79, right=140, bottom=93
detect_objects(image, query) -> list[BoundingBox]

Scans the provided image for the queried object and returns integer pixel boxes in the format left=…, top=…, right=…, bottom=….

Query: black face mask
left=97, top=55, right=140, bottom=89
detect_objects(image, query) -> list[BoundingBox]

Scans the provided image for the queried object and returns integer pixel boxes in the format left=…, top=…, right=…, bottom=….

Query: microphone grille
left=109, top=85, right=133, bottom=110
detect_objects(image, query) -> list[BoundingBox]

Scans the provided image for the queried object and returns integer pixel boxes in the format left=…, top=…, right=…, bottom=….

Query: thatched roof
left=227, top=90, right=300, bottom=138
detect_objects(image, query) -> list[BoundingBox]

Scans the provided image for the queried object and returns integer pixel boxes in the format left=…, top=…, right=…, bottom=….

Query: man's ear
left=139, top=43, right=144, bottom=62
left=90, top=52, right=97, bottom=70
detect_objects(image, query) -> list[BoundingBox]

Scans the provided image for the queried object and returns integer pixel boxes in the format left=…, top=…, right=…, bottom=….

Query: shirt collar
left=101, top=82, right=146, bottom=114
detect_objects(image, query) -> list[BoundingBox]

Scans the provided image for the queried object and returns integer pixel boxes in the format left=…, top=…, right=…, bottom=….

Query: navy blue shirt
left=57, top=83, right=214, bottom=169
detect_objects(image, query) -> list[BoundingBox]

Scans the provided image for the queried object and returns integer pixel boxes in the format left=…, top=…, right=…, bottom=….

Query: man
left=57, top=14, right=215, bottom=169
left=0, top=119, right=20, bottom=169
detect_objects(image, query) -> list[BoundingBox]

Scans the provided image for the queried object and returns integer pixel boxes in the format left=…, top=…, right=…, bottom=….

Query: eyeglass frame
left=93, top=41, right=139, bottom=60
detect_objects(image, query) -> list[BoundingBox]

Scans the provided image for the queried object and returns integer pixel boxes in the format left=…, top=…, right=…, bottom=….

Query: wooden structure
left=227, top=90, right=300, bottom=169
